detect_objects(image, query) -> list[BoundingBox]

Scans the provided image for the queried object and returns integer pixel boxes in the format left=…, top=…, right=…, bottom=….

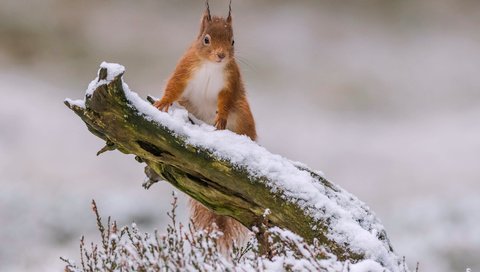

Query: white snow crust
left=65, top=99, right=85, bottom=108
left=69, top=62, right=403, bottom=271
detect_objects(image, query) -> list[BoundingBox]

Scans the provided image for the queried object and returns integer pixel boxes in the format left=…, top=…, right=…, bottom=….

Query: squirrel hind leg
left=227, top=108, right=257, bottom=141
left=189, top=199, right=248, bottom=253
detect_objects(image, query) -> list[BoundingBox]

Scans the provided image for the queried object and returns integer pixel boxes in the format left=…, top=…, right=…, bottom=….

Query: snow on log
left=65, top=62, right=403, bottom=271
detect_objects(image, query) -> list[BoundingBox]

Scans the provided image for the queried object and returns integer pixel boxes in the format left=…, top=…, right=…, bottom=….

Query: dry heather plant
left=61, top=193, right=410, bottom=272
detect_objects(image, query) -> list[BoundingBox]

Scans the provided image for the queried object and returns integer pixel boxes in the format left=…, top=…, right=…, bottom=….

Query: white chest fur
left=182, top=61, right=227, bottom=124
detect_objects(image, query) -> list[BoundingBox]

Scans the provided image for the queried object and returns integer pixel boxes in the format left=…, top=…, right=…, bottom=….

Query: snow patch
left=349, top=259, right=386, bottom=272
left=65, top=98, right=85, bottom=108
left=86, top=62, right=125, bottom=96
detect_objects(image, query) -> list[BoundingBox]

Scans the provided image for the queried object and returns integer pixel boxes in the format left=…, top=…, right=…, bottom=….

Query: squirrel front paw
left=153, top=99, right=172, bottom=112
left=214, top=116, right=227, bottom=130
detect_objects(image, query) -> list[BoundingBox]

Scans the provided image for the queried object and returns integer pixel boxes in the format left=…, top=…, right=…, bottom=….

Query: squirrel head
left=195, top=1, right=234, bottom=64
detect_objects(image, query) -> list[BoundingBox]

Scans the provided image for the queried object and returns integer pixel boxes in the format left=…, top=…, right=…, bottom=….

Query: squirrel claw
left=153, top=100, right=171, bottom=112
left=214, top=118, right=227, bottom=130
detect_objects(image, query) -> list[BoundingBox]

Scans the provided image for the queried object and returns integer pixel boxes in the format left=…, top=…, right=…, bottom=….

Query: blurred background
left=1, top=0, right=479, bottom=271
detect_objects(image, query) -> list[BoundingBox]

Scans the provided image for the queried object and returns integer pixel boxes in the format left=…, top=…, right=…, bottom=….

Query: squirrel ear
left=227, top=0, right=232, bottom=23
left=199, top=7, right=211, bottom=37
left=200, top=10, right=210, bottom=27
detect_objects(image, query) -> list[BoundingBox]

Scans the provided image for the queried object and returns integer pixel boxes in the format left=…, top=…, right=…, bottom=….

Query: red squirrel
left=154, top=1, right=256, bottom=251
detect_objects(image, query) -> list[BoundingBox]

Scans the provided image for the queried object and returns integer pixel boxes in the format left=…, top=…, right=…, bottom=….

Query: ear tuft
left=227, top=0, right=232, bottom=23
left=205, top=0, right=212, bottom=22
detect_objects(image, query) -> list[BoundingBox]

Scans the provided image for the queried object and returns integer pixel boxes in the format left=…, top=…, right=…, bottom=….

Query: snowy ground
left=1, top=1, right=479, bottom=271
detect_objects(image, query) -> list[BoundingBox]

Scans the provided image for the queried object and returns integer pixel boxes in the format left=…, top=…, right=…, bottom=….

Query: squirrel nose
left=217, top=52, right=226, bottom=59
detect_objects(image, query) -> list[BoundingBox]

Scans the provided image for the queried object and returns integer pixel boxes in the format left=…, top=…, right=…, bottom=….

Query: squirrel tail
left=189, top=199, right=248, bottom=253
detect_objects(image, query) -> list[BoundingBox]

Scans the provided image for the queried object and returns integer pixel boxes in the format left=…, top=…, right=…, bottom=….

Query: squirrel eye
left=232, top=40, right=235, bottom=46
left=203, top=35, right=210, bottom=45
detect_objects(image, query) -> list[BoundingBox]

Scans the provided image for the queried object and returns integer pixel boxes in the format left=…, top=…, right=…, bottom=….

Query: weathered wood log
left=65, top=63, right=401, bottom=270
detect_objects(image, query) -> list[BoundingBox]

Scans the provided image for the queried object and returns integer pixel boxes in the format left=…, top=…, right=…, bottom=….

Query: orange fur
left=189, top=199, right=247, bottom=253
left=155, top=6, right=256, bottom=251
